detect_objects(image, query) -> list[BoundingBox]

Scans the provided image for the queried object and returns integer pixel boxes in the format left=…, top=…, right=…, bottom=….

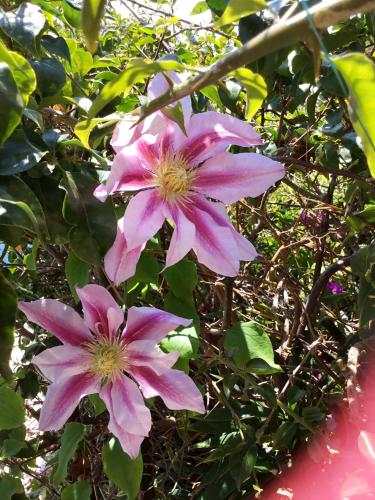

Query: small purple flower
left=327, top=281, right=344, bottom=294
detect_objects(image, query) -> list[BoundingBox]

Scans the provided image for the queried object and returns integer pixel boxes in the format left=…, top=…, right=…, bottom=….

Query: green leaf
left=233, top=445, right=258, bottom=490
left=0, top=62, right=23, bottom=146
left=102, top=438, right=143, bottom=499
left=163, top=259, right=197, bottom=299
left=41, top=35, right=71, bottom=65
left=0, top=272, right=17, bottom=380
left=0, top=386, right=24, bottom=430
left=82, top=0, right=107, bottom=54
left=31, top=58, right=67, bottom=97
left=230, top=68, right=267, bottom=118
left=65, top=251, right=91, bottom=302
left=52, top=422, right=85, bottom=486
left=23, top=238, right=40, bottom=271
left=0, top=176, right=49, bottom=240
left=214, top=0, right=266, bottom=28
left=224, top=322, right=282, bottom=374
left=61, top=480, right=92, bottom=500
left=61, top=171, right=116, bottom=264
left=71, top=48, right=93, bottom=77
left=191, top=1, right=209, bottom=15
left=0, top=40, right=36, bottom=106
left=88, top=58, right=183, bottom=119
left=133, top=252, right=160, bottom=284
left=160, top=324, right=199, bottom=362
left=0, top=476, right=24, bottom=499
left=334, top=53, right=375, bottom=178
left=0, top=131, right=47, bottom=175
left=0, top=2, right=45, bottom=49
left=351, top=244, right=375, bottom=337
left=63, top=0, right=82, bottom=28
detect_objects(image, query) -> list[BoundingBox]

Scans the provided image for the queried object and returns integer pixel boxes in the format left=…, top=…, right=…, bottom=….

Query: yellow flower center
left=156, top=152, right=195, bottom=201
left=86, top=337, right=126, bottom=380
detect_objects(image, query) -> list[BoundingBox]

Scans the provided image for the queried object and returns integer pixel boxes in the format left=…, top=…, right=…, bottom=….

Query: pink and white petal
left=100, top=374, right=151, bottom=458
left=148, top=71, right=192, bottom=125
left=104, top=219, right=144, bottom=286
left=122, top=307, right=192, bottom=344
left=110, top=116, right=141, bottom=152
left=122, top=189, right=166, bottom=251
left=177, top=111, right=263, bottom=165
left=76, top=284, right=123, bottom=339
left=130, top=367, right=204, bottom=413
left=127, top=340, right=179, bottom=375
left=193, top=152, right=285, bottom=204
left=18, top=300, right=92, bottom=346
left=164, top=203, right=195, bottom=268
left=181, top=204, right=240, bottom=276
left=105, top=150, right=157, bottom=197
left=39, top=373, right=100, bottom=431
left=191, top=195, right=257, bottom=261
left=32, top=345, right=89, bottom=382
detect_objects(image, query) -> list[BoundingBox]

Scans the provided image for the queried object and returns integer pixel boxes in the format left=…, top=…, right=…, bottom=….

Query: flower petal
left=181, top=202, right=240, bottom=276
left=177, top=111, right=263, bottom=164
left=32, top=345, right=89, bottom=382
left=148, top=72, right=192, bottom=125
left=127, top=340, right=179, bottom=375
left=18, top=299, right=92, bottom=346
left=104, top=218, right=144, bottom=285
left=104, top=149, right=156, bottom=197
left=193, top=152, right=285, bottom=204
left=130, top=367, right=204, bottom=413
left=122, top=189, right=166, bottom=250
left=76, top=284, right=123, bottom=339
left=192, top=195, right=257, bottom=261
left=122, top=307, right=192, bottom=344
left=164, top=203, right=195, bottom=268
left=39, top=373, right=100, bottom=431
left=100, top=373, right=151, bottom=458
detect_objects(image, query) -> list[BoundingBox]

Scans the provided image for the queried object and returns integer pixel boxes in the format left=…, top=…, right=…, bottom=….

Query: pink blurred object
left=262, top=350, right=375, bottom=499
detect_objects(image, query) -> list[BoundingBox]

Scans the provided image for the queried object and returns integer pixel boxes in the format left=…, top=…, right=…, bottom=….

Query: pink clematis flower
left=19, top=284, right=204, bottom=458
left=96, top=72, right=285, bottom=282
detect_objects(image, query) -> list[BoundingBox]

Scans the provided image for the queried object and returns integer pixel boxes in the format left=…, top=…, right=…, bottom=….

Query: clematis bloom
left=96, top=72, right=285, bottom=282
left=19, top=284, right=204, bottom=458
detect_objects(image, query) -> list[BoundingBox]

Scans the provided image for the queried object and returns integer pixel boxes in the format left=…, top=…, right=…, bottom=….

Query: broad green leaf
left=0, top=476, right=24, bottom=499
left=191, top=1, right=209, bottom=15
left=74, top=117, right=106, bottom=149
left=0, top=132, right=47, bottom=175
left=82, top=0, right=107, bottom=54
left=224, top=321, right=282, bottom=374
left=0, top=41, right=36, bottom=106
left=31, top=58, right=67, bottom=97
left=160, top=324, right=199, bottom=361
left=61, top=480, right=92, bottom=500
left=214, top=0, right=266, bottom=28
left=71, top=48, right=93, bottom=77
left=0, top=272, right=17, bottom=380
left=133, top=253, right=161, bottom=284
left=61, top=171, right=116, bottom=264
left=52, top=422, right=85, bottom=486
left=88, top=58, right=183, bottom=119
left=164, top=259, right=198, bottom=299
left=63, top=0, right=82, bottom=28
left=102, top=438, right=143, bottom=499
left=0, top=3, right=45, bottom=49
left=0, top=176, right=49, bottom=241
left=65, top=251, right=91, bottom=302
left=230, top=68, right=267, bottom=118
left=0, top=63, right=23, bottom=146
left=334, top=53, right=375, bottom=177
left=41, top=35, right=71, bottom=65
left=0, top=386, right=24, bottom=430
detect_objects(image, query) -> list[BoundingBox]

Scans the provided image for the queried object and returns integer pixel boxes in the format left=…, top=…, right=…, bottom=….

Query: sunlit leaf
left=82, top=0, right=107, bottom=54
left=334, top=53, right=375, bottom=177
left=214, top=0, right=266, bottom=28
left=230, top=67, right=267, bottom=118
